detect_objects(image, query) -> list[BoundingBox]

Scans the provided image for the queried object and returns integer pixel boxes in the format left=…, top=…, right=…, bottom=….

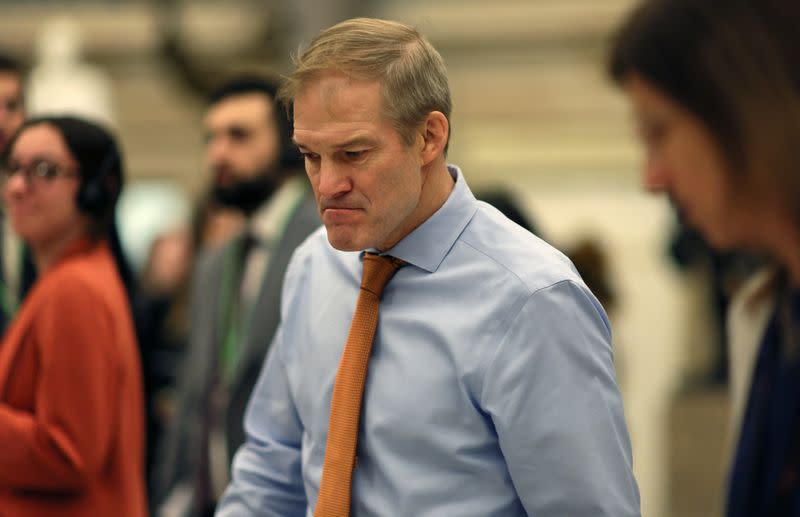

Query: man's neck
left=376, top=159, right=454, bottom=252
left=775, top=227, right=800, bottom=288
left=756, top=209, right=800, bottom=288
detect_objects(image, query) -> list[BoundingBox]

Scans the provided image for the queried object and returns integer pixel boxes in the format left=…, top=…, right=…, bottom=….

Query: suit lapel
left=230, top=192, right=318, bottom=389
left=191, top=245, right=234, bottom=393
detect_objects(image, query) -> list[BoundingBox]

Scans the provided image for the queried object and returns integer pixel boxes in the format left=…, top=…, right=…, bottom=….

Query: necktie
left=314, top=253, right=404, bottom=517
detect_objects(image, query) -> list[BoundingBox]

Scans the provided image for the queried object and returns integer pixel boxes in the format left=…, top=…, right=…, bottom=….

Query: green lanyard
left=0, top=244, right=26, bottom=324
left=217, top=237, right=249, bottom=384
left=0, top=279, right=16, bottom=323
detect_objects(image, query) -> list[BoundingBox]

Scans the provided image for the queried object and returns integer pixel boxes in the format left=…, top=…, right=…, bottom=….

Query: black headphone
left=76, top=149, right=118, bottom=216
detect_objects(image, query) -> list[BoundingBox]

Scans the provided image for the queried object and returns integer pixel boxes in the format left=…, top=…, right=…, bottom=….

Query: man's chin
left=325, top=226, right=368, bottom=252
left=212, top=177, right=277, bottom=214
left=702, top=226, right=739, bottom=252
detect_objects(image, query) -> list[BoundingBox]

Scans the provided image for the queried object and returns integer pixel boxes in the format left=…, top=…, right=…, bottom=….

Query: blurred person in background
left=139, top=191, right=250, bottom=475
left=0, top=116, right=146, bottom=516
left=139, top=222, right=193, bottom=475
left=153, top=75, right=319, bottom=517
left=668, top=221, right=762, bottom=386
left=0, top=54, right=24, bottom=155
left=610, top=0, right=800, bottom=515
left=132, top=185, right=245, bottom=489
left=116, top=180, right=194, bottom=484
left=0, top=53, right=26, bottom=333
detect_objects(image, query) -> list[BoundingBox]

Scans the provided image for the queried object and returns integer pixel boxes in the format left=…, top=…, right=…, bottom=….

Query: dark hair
left=0, top=53, right=24, bottom=111
left=208, top=75, right=302, bottom=171
left=609, top=0, right=800, bottom=219
left=0, top=53, right=22, bottom=75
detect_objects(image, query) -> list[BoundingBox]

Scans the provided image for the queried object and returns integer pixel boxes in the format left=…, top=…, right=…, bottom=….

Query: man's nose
left=317, top=160, right=352, bottom=199
left=642, top=155, right=670, bottom=193
left=206, top=137, right=230, bottom=167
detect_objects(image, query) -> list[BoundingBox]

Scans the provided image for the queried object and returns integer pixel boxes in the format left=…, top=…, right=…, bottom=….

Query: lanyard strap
left=217, top=238, right=248, bottom=384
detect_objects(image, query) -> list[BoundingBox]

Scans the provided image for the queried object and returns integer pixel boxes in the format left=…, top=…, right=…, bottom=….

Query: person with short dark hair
left=152, top=75, right=319, bottom=517
left=0, top=54, right=24, bottom=155
left=0, top=53, right=26, bottom=334
left=0, top=116, right=147, bottom=516
left=610, top=1, right=800, bottom=515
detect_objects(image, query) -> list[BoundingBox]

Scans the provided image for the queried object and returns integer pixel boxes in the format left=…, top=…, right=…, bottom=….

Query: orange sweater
left=0, top=240, right=147, bottom=516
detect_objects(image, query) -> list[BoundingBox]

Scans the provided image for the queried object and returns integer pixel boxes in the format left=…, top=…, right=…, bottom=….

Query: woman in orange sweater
left=0, top=116, right=147, bottom=516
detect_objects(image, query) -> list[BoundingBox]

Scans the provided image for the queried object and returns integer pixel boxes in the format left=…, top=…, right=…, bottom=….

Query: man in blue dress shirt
left=216, top=17, right=640, bottom=517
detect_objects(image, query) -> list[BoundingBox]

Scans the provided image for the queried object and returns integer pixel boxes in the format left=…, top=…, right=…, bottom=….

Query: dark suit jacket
left=153, top=188, right=320, bottom=512
left=0, top=240, right=147, bottom=517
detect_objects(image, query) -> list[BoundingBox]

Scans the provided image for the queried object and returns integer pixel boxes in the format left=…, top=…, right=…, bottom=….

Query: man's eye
left=344, top=150, right=366, bottom=160
left=641, top=121, right=668, bottom=145
left=302, top=152, right=320, bottom=161
left=229, top=128, right=249, bottom=141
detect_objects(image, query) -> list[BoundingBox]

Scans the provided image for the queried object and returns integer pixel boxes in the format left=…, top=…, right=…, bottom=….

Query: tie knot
left=360, top=253, right=404, bottom=296
left=242, top=231, right=259, bottom=255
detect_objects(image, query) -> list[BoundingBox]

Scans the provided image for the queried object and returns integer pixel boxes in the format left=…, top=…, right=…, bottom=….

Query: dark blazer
left=0, top=240, right=147, bottom=517
left=153, top=188, right=320, bottom=512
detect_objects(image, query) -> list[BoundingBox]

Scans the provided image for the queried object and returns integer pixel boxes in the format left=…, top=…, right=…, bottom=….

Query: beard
left=212, top=166, right=284, bottom=215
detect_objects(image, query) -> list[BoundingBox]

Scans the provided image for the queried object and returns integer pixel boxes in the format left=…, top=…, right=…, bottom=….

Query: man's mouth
left=322, top=207, right=363, bottom=224
left=214, top=169, right=234, bottom=185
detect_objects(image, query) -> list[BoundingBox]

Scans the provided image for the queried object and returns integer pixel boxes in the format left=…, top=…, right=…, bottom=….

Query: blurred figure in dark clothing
left=669, top=220, right=763, bottom=385
left=152, top=75, right=320, bottom=517
left=610, top=1, right=800, bottom=514
left=0, top=53, right=26, bottom=335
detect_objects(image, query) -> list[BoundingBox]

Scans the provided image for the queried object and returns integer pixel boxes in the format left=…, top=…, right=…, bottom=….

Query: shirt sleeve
left=0, top=278, right=120, bottom=492
left=481, top=279, right=641, bottom=517
left=215, top=325, right=307, bottom=517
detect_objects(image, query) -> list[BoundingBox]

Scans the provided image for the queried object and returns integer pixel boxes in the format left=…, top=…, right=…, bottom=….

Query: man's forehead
left=204, top=93, right=273, bottom=128
left=0, top=72, right=22, bottom=95
left=294, top=72, right=383, bottom=122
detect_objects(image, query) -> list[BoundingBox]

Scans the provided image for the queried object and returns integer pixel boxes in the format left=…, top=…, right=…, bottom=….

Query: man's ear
left=419, top=111, right=448, bottom=166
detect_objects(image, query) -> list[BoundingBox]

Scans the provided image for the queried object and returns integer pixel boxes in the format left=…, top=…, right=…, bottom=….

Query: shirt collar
left=365, top=165, right=477, bottom=273
left=248, top=176, right=307, bottom=246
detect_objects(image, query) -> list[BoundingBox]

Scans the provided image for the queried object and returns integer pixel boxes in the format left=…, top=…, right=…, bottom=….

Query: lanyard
left=217, top=237, right=250, bottom=384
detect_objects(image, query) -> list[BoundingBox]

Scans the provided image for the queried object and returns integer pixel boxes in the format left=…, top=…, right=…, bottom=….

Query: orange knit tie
left=314, top=253, right=404, bottom=517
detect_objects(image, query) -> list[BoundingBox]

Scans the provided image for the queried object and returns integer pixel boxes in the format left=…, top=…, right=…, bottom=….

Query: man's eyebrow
left=333, top=136, right=377, bottom=149
left=292, top=136, right=377, bottom=150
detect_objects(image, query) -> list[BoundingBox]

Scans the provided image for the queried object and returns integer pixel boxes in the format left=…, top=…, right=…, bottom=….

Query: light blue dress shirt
left=216, top=166, right=641, bottom=517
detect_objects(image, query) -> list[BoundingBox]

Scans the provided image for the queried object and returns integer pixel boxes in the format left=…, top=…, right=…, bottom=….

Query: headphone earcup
left=76, top=179, right=107, bottom=215
left=76, top=150, right=117, bottom=216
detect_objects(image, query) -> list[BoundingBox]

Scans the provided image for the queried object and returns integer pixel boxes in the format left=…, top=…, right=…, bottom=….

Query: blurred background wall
left=0, top=1, right=731, bottom=516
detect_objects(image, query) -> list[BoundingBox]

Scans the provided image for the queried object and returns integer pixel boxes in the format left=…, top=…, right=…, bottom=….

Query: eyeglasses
left=0, top=160, right=79, bottom=186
